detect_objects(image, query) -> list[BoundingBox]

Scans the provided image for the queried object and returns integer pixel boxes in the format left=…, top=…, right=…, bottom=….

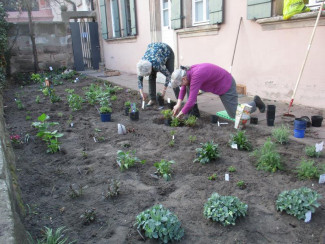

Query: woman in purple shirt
left=171, top=63, right=265, bottom=118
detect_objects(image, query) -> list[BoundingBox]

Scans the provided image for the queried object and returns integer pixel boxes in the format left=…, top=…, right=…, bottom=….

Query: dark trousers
left=148, top=45, right=180, bottom=100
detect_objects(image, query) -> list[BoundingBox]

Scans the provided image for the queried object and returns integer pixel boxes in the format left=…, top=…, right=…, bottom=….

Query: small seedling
left=27, top=226, right=75, bottom=244
left=57, top=112, right=63, bottom=117
left=161, top=109, right=173, bottom=119
left=194, top=141, right=220, bottom=164
left=69, top=184, right=83, bottom=198
left=228, top=166, right=236, bottom=172
left=81, top=151, right=88, bottom=159
left=26, top=115, right=32, bottom=121
left=208, top=173, right=217, bottom=181
left=272, top=125, right=290, bottom=144
left=35, top=95, right=40, bottom=104
left=80, top=208, right=96, bottom=225
left=188, top=135, right=197, bottom=143
left=236, top=180, right=246, bottom=189
left=185, top=115, right=197, bottom=127
left=15, top=99, right=24, bottom=110
left=229, top=130, right=252, bottom=151
left=305, top=145, right=321, bottom=158
left=154, top=159, right=175, bottom=181
left=169, top=140, right=175, bottom=147
left=105, top=179, right=120, bottom=198
left=116, top=150, right=145, bottom=171
left=171, top=117, right=181, bottom=127
left=111, top=95, right=117, bottom=101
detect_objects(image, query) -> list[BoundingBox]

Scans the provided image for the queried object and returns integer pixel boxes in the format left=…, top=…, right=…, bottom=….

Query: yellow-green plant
left=272, top=125, right=290, bottom=144
left=305, top=145, right=322, bottom=158
left=296, top=159, right=321, bottom=180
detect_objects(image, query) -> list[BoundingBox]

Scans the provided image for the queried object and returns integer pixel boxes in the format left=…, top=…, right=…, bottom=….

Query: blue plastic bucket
left=293, top=129, right=305, bottom=138
left=294, top=118, right=307, bottom=130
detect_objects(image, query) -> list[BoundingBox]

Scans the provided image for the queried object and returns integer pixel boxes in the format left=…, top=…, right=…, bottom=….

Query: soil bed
left=3, top=75, right=325, bottom=243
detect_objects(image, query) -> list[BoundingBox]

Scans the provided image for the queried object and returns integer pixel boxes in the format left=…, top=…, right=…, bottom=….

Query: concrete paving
left=81, top=70, right=325, bottom=145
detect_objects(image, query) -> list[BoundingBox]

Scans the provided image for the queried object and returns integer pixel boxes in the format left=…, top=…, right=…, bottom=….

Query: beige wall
left=99, top=0, right=325, bottom=109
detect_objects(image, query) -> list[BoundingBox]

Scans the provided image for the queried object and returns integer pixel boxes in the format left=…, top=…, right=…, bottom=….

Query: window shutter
left=99, top=0, right=108, bottom=39
left=129, top=0, right=137, bottom=35
left=171, top=0, right=182, bottom=30
left=209, top=0, right=224, bottom=24
left=247, top=0, right=272, bottom=20
left=111, top=0, right=121, bottom=37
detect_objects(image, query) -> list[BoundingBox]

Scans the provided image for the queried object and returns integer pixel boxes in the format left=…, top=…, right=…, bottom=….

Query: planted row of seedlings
left=7, top=70, right=324, bottom=243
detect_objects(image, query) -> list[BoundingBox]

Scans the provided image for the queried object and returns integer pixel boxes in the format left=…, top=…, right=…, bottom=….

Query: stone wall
left=8, top=22, right=73, bottom=73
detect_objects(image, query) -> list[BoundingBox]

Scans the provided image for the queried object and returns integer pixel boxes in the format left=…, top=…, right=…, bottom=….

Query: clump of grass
left=272, top=125, right=290, bottom=144
left=251, top=138, right=283, bottom=172
left=27, top=226, right=75, bottom=244
left=305, top=145, right=322, bottom=158
left=296, top=159, right=322, bottom=180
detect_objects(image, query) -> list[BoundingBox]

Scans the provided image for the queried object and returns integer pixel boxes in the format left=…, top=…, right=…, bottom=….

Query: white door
left=160, top=0, right=174, bottom=49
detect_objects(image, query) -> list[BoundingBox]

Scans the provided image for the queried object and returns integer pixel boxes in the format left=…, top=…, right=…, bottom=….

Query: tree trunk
left=27, top=4, right=39, bottom=72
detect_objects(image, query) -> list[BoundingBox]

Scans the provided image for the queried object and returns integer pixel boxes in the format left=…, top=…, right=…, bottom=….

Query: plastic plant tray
left=216, top=110, right=235, bottom=122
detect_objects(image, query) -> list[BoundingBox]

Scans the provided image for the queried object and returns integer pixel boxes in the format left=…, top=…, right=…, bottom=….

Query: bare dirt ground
left=3, top=75, right=325, bottom=244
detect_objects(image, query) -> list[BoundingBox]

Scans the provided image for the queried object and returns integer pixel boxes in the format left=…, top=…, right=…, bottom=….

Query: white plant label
left=142, top=101, right=145, bottom=109
left=315, top=141, right=324, bottom=153
left=231, top=143, right=238, bottom=150
left=168, top=98, right=170, bottom=103
left=93, top=137, right=97, bottom=143
left=225, top=174, right=229, bottom=181
left=172, top=135, right=175, bottom=140
left=319, top=174, right=325, bottom=184
left=49, top=66, right=53, bottom=71
left=304, top=211, right=312, bottom=223
left=70, top=123, right=74, bottom=127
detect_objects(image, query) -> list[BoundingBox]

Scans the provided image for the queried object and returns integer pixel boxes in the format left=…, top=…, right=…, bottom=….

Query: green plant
left=69, top=184, right=83, bottom=199
left=15, top=99, right=24, bottom=110
left=65, top=89, right=83, bottom=111
left=296, top=159, right=320, bottom=180
left=169, top=140, right=175, bottom=147
left=111, top=95, right=117, bottom=101
left=81, top=151, right=88, bottom=158
left=208, top=173, right=217, bottom=181
left=10, top=134, right=22, bottom=145
left=276, top=187, right=321, bottom=220
left=30, top=73, right=42, bottom=83
left=27, top=226, right=75, bottom=244
left=99, top=106, right=112, bottom=114
left=171, top=117, right=181, bottom=127
left=161, top=109, right=173, bottom=119
left=194, top=141, right=220, bottom=164
left=80, top=208, right=96, bottom=225
left=105, top=179, right=120, bottom=198
left=305, top=145, right=322, bottom=158
left=229, top=130, right=252, bottom=151
left=57, top=112, right=63, bottom=117
left=35, top=95, right=40, bottom=103
left=154, top=159, right=175, bottom=181
left=203, top=193, right=248, bottom=226
left=236, top=180, right=246, bottom=189
left=124, top=101, right=131, bottom=107
left=228, top=166, right=236, bottom=172
left=135, top=204, right=184, bottom=243
left=272, top=125, right=290, bottom=144
left=26, top=115, right=32, bottom=121
left=188, top=135, right=197, bottom=143
left=116, top=150, right=145, bottom=171
left=251, top=138, right=282, bottom=172
left=185, top=115, right=197, bottom=127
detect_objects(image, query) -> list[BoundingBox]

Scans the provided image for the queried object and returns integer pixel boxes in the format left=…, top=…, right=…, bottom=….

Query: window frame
left=192, top=0, right=210, bottom=26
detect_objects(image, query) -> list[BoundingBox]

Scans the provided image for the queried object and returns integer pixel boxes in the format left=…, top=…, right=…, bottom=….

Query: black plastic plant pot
left=100, top=113, right=111, bottom=122
left=250, top=117, right=258, bottom=125
left=124, top=106, right=130, bottom=116
left=311, top=115, right=323, bottom=127
left=130, top=111, right=139, bottom=121
left=164, top=118, right=172, bottom=126
left=266, top=105, right=276, bottom=120
left=300, top=116, right=311, bottom=127
left=168, top=101, right=176, bottom=110
left=157, top=95, right=164, bottom=106
left=211, top=115, right=219, bottom=124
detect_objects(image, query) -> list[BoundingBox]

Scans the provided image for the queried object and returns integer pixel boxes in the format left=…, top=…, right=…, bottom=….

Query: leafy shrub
left=251, top=138, right=282, bottom=172
left=296, top=159, right=320, bottom=180
left=185, top=115, right=197, bottom=127
left=124, top=100, right=131, bottom=107
left=135, top=204, right=184, bottom=243
left=116, top=150, right=145, bottom=171
left=99, top=106, right=112, bottom=114
left=161, top=109, right=173, bottom=119
left=305, top=145, right=321, bottom=158
left=276, top=187, right=321, bottom=220
left=65, top=89, right=83, bottom=111
left=171, top=117, right=182, bottom=127
left=203, top=193, right=248, bottom=226
left=194, top=141, right=220, bottom=164
left=154, top=160, right=175, bottom=181
left=272, top=125, right=290, bottom=144
left=236, top=181, right=246, bottom=189
left=229, top=130, right=252, bottom=151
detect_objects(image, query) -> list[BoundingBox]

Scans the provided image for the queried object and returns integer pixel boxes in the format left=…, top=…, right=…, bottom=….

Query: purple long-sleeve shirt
left=179, top=63, right=232, bottom=114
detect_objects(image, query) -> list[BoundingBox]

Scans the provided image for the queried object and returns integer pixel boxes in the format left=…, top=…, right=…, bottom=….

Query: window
left=161, top=0, right=170, bottom=27
left=99, top=0, right=137, bottom=40
left=192, top=0, right=209, bottom=25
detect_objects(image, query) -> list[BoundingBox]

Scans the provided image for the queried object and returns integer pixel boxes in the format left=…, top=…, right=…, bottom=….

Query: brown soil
left=3, top=75, right=325, bottom=244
